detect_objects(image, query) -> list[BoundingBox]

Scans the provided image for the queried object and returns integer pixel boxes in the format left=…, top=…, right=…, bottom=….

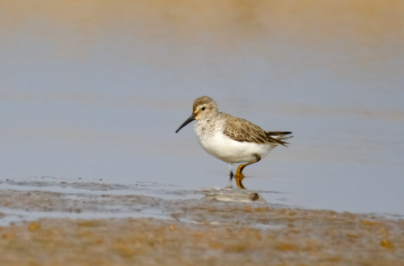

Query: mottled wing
left=223, top=115, right=277, bottom=145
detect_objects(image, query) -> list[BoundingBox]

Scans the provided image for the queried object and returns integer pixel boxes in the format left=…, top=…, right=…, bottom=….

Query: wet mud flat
left=0, top=179, right=403, bottom=265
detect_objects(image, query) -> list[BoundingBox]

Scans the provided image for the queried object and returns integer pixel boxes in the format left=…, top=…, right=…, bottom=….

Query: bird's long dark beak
left=175, top=113, right=195, bottom=133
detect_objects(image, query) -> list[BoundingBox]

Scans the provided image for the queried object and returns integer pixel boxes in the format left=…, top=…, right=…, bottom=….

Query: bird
left=175, top=96, right=292, bottom=189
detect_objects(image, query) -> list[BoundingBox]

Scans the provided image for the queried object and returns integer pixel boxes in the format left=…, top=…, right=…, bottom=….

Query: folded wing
left=223, top=114, right=292, bottom=146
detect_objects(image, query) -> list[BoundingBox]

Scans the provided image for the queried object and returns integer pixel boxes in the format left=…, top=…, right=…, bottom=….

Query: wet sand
left=0, top=180, right=403, bottom=265
left=1, top=216, right=403, bottom=266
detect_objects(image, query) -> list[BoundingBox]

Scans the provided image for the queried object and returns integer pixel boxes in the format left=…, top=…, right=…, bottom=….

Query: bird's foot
left=234, top=172, right=246, bottom=189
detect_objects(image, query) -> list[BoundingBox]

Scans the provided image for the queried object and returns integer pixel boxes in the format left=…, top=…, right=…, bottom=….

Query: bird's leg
left=226, top=171, right=234, bottom=189
left=226, top=163, right=234, bottom=188
left=234, top=155, right=261, bottom=189
left=234, top=165, right=246, bottom=189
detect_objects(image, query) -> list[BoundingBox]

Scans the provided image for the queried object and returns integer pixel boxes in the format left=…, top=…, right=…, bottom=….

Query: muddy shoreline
left=0, top=179, right=403, bottom=265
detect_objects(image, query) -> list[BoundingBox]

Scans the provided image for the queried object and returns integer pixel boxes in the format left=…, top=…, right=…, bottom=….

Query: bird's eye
left=202, top=107, right=206, bottom=111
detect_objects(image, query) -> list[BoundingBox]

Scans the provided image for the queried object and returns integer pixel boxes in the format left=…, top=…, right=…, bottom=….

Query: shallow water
left=1, top=1, right=404, bottom=217
left=0, top=177, right=273, bottom=225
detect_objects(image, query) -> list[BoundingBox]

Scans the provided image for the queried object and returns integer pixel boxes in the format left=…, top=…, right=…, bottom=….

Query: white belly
left=196, top=130, right=275, bottom=163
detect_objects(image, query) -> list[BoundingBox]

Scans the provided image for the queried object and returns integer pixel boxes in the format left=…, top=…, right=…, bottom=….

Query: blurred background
left=1, top=0, right=403, bottom=215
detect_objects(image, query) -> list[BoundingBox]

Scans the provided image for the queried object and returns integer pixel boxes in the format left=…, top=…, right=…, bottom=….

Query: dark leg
left=226, top=163, right=234, bottom=188
left=234, top=155, right=261, bottom=189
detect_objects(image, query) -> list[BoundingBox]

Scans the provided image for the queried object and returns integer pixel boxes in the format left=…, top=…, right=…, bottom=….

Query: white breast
left=194, top=118, right=275, bottom=163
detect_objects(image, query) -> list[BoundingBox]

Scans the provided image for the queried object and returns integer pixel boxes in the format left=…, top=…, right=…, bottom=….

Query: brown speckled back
left=222, top=113, right=290, bottom=146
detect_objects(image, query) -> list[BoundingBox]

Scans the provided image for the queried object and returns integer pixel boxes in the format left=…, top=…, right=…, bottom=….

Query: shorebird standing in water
left=175, top=96, right=292, bottom=189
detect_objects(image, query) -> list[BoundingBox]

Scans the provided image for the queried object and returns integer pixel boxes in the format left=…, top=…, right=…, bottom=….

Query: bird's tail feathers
left=265, top=131, right=293, bottom=147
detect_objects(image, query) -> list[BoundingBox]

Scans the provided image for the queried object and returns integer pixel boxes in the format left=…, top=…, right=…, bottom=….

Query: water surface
left=1, top=0, right=403, bottom=216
